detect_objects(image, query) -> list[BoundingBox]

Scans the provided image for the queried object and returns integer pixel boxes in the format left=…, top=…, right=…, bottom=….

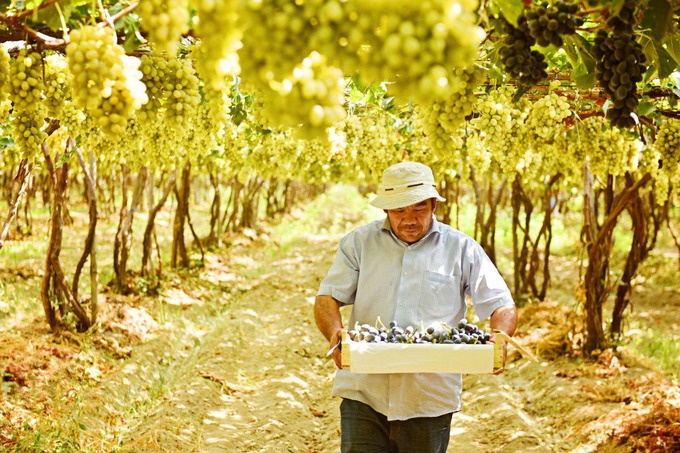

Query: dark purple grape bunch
left=525, top=1, right=583, bottom=47
left=605, top=0, right=637, bottom=33
left=592, top=0, right=647, bottom=128
left=498, top=16, right=548, bottom=86
left=593, top=30, right=646, bottom=128
left=347, top=319, right=492, bottom=345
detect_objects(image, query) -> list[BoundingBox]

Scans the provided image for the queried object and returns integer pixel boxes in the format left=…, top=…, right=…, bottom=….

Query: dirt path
left=116, top=235, right=343, bottom=452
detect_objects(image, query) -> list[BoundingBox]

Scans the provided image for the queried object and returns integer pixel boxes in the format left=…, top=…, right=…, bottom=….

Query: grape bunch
left=349, top=1, right=485, bottom=104
left=162, top=58, right=201, bottom=134
left=498, top=16, right=548, bottom=86
left=577, top=116, right=637, bottom=177
left=43, top=54, right=71, bottom=119
left=254, top=51, right=346, bottom=140
left=66, top=26, right=148, bottom=137
left=470, top=86, right=521, bottom=150
left=66, top=26, right=124, bottom=109
left=137, top=0, right=190, bottom=56
left=592, top=29, right=646, bottom=128
left=525, top=1, right=582, bottom=47
left=338, top=115, right=401, bottom=183
left=138, top=54, right=170, bottom=122
left=525, top=91, right=571, bottom=141
left=348, top=319, right=492, bottom=345
left=237, top=0, right=314, bottom=90
left=0, top=44, right=10, bottom=102
left=655, top=118, right=680, bottom=175
left=606, top=0, right=637, bottom=33
left=0, top=45, right=10, bottom=120
left=6, top=49, right=47, bottom=158
left=415, top=104, right=458, bottom=158
left=428, top=65, right=483, bottom=134
left=191, top=0, right=241, bottom=91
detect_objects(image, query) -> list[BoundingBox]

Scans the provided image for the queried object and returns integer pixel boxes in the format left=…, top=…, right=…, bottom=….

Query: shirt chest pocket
left=419, top=271, right=462, bottom=321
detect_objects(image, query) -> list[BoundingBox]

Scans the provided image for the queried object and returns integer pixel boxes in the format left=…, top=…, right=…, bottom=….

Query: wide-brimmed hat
left=369, top=162, right=446, bottom=210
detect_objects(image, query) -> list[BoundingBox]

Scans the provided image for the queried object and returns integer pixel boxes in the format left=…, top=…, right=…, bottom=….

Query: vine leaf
left=490, top=0, right=525, bottom=27
left=562, top=35, right=596, bottom=89
left=640, top=0, right=674, bottom=42
left=640, top=35, right=677, bottom=81
left=661, top=31, right=680, bottom=66
left=637, top=101, right=656, bottom=117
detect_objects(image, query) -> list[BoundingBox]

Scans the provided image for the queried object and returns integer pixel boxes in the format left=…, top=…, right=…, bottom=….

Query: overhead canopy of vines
left=0, top=0, right=677, bottom=189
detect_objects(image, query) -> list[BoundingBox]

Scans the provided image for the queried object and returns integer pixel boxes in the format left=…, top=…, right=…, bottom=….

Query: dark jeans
left=340, top=398, right=452, bottom=453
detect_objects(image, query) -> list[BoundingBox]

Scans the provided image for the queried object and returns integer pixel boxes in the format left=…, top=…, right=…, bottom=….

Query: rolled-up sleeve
left=465, top=242, right=514, bottom=320
left=317, top=234, right=360, bottom=305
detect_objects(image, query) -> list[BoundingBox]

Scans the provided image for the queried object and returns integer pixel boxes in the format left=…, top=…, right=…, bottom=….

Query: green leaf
left=640, top=35, right=660, bottom=82
left=662, top=31, right=680, bottom=66
left=564, top=34, right=596, bottom=65
left=654, top=44, right=677, bottom=80
left=640, top=0, right=674, bottom=41
left=27, top=1, right=74, bottom=32
left=572, top=62, right=597, bottom=89
left=493, top=0, right=525, bottom=27
left=637, top=101, right=657, bottom=117
left=561, top=40, right=579, bottom=66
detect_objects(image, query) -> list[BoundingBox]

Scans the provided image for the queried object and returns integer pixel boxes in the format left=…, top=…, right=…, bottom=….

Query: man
left=314, top=161, right=518, bottom=452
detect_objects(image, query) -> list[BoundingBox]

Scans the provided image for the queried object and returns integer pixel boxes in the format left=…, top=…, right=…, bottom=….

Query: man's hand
left=489, top=305, right=518, bottom=375
left=315, top=295, right=344, bottom=369
left=489, top=332, right=508, bottom=375
left=328, top=329, right=343, bottom=369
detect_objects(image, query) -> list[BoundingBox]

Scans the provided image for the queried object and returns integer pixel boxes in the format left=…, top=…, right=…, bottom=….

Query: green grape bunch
left=414, top=103, right=458, bottom=159
left=412, top=64, right=473, bottom=165
left=0, top=44, right=10, bottom=103
left=255, top=51, right=346, bottom=140
left=162, top=58, right=201, bottom=137
left=92, top=56, right=149, bottom=137
left=237, top=0, right=315, bottom=90
left=525, top=91, right=571, bottom=141
left=191, top=0, right=241, bottom=92
left=43, top=54, right=71, bottom=119
left=139, top=54, right=173, bottom=124
left=577, top=116, right=638, bottom=177
left=137, top=0, right=190, bottom=56
left=349, top=0, right=486, bottom=104
left=525, top=1, right=583, bottom=47
left=66, top=26, right=125, bottom=109
left=190, top=42, right=233, bottom=132
left=340, top=115, right=401, bottom=183
left=655, top=118, right=680, bottom=175
left=434, top=65, right=484, bottom=134
left=66, top=26, right=148, bottom=137
left=592, top=29, right=647, bottom=129
left=6, top=49, right=47, bottom=158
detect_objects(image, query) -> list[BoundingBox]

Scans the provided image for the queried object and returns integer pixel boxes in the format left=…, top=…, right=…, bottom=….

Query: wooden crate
left=340, top=330, right=505, bottom=374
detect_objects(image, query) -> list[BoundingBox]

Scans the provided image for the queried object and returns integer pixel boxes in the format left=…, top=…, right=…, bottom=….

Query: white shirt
left=318, top=217, right=514, bottom=421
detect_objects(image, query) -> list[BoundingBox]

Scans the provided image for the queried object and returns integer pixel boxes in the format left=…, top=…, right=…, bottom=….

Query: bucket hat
left=369, top=162, right=446, bottom=210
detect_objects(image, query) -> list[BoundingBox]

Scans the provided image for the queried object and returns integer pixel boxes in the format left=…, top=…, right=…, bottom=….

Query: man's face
left=386, top=199, right=436, bottom=244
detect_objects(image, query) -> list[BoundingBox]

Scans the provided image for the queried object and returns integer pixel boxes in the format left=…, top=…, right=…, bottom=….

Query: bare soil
left=1, top=199, right=679, bottom=452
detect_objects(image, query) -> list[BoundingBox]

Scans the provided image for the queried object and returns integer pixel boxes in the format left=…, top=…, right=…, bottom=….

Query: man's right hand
left=315, top=295, right=345, bottom=369
left=329, top=329, right=343, bottom=369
